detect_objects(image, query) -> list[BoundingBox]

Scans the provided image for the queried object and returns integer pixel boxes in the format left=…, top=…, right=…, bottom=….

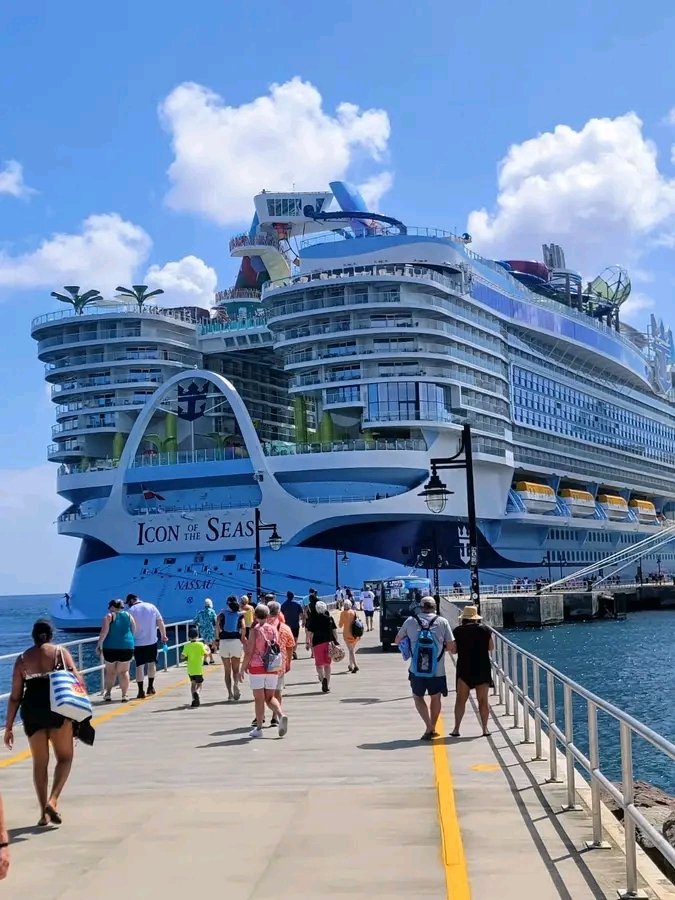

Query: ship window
left=222, top=554, right=236, bottom=561
left=164, top=558, right=176, bottom=564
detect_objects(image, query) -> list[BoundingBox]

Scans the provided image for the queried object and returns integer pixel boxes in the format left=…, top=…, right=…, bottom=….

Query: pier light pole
left=334, top=549, right=349, bottom=591
left=254, top=508, right=283, bottom=603
left=542, top=551, right=552, bottom=582
left=418, top=423, right=481, bottom=611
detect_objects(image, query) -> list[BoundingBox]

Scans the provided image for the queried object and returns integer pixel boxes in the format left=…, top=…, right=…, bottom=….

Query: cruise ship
left=32, top=181, right=675, bottom=628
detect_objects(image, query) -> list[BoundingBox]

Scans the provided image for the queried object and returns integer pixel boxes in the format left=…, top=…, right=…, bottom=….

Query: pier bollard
left=521, top=656, right=533, bottom=744
left=584, top=702, right=611, bottom=850
left=561, top=684, right=581, bottom=810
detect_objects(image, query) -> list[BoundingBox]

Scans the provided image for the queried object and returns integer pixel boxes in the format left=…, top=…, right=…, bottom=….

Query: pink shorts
left=313, top=642, right=332, bottom=668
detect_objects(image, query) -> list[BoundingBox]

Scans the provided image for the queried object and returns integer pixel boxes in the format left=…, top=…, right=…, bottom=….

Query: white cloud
left=145, top=254, right=217, bottom=308
left=0, top=160, right=34, bottom=199
left=159, top=77, right=391, bottom=225
left=0, top=465, right=76, bottom=594
left=0, top=213, right=152, bottom=294
left=621, top=291, right=655, bottom=323
left=467, top=113, right=675, bottom=276
left=357, top=171, right=394, bottom=211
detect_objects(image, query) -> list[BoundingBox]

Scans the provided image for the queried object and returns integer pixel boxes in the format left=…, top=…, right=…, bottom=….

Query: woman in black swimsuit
left=449, top=606, right=494, bottom=737
left=3, top=620, right=82, bottom=826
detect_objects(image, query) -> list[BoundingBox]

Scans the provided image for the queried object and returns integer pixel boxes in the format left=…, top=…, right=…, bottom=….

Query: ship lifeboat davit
left=629, top=499, right=658, bottom=522
left=515, top=481, right=556, bottom=513
left=597, top=494, right=629, bottom=521
left=559, top=488, right=596, bottom=517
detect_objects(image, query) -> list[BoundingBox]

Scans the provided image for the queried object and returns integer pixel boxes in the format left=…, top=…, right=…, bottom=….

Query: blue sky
left=2, top=0, right=675, bottom=592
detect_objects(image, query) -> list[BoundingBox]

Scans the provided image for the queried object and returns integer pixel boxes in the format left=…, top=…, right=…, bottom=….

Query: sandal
left=38, top=814, right=50, bottom=827
left=46, top=804, right=62, bottom=824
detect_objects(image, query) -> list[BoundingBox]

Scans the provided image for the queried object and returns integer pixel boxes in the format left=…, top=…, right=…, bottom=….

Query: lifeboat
left=559, top=488, right=596, bottom=517
left=515, top=481, right=556, bottom=513
left=629, top=499, right=657, bottom=522
left=597, top=494, right=629, bottom=521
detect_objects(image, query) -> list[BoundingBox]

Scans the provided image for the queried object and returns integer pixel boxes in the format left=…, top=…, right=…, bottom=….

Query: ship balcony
left=55, top=396, right=149, bottom=420
left=323, top=386, right=365, bottom=410
left=37, top=331, right=196, bottom=361
left=47, top=442, right=87, bottom=461
left=229, top=233, right=280, bottom=255
left=31, top=303, right=203, bottom=337
left=262, top=263, right=467, bottom=302
left=52, top=416, right=122, bottom=438
left=361, top=410, right=465, bottom=429
left=214, top=287, right=262, bottom=304
left=51, top=374, right=163, bottom=400
left=44, top=349, right=198, bottom=380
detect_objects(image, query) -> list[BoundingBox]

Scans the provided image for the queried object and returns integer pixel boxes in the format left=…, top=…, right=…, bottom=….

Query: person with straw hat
left=449, top=605, right=494, bottom=737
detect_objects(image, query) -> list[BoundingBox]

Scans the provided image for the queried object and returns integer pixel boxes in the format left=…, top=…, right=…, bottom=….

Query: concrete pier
left=1, top=624, right=672, bottom=899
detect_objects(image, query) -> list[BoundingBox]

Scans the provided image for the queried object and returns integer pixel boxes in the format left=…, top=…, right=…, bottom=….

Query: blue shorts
left=409, top=673, right=448, bottom=697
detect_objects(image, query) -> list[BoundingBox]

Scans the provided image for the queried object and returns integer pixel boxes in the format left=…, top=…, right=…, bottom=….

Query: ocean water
left=510, top=611, right=675, bottom=793
left=1, top=596, right=673, bottom=791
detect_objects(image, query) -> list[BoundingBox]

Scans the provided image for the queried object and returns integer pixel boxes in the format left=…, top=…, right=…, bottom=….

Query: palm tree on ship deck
left=50, top=286, right=102, bottom=315
left=115, top=285, right=165, bottom=309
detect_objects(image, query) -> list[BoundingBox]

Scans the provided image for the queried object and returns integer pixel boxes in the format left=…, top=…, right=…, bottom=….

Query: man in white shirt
left=334, top=587, right=345, bottom=610
left=359, top=587, right=376, bottom=630
left=125, top=594, right=168, bottom=699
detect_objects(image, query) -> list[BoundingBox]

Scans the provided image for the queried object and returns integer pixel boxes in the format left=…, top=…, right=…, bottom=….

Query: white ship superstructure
left=32, top=182, right=675, bottom=628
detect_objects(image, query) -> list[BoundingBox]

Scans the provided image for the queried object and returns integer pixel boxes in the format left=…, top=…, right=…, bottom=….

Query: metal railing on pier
left=0, top=620, right=194, bottom=710
left=489, top=629, right=675, bottom=897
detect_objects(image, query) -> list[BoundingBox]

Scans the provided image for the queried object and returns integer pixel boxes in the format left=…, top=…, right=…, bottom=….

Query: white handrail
left=1, top=620, right=194, bottom=708
left=485, top=626, right=675, bottom=895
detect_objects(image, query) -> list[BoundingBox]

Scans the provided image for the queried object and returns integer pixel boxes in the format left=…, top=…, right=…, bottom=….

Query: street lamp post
left=418, top=423, right=480, bottom=610
left=254, top=507, right=283, bottom=603
left=334, top=549, right=349, bottom=591
left=542, top=551, right=552, bottom=582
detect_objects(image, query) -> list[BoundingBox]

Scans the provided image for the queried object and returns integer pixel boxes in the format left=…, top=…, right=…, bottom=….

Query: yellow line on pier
left=433, top=714, right=471, bottom=900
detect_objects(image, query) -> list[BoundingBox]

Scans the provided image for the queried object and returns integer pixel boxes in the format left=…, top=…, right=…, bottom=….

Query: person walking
left=240, top=604, right=288, bottom=739
left=181, top=626, right=210, bottom=707
left=217, top=595, right=246, bottom=701
left=394, top=597, right=454, bottom=741
left=268, top=600, right=296, bottom=726
left=3, top=620, right=84, bottom=825
left=239, top=594, right=255, bottom=638
left=0, top=793, right=9, bottom=880
left=305, top=600, right=339, bottom=693
left=338, top=599, right=362, bottom=673
left=360, top=586, right=376, bottom=631
left=96, top=599, right=135, bottom=702
left=280, top=590, right=303, bottom=659
left=449, top=606, right=494, bottom=737
left=193, top=598, right=218, bottom=664
left=125, top=594, right=168, bottom=699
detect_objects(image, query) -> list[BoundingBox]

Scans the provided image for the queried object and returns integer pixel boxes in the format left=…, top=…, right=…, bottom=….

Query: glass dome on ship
left=30, top=180, right=675, bottom=629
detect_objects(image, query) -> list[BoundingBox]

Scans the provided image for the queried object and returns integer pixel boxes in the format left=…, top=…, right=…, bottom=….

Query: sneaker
left=278, top=715, right=289, bottom=738
left=251, top=717, right=265, bottom=727
left=147, top=685, right=156, bottom=696
left=270, top=716, right=279, bottom=727
left=103, top=692, right=112, bottom=702
left=249, top=727, right=263, bottom=739
left=321, top=677, right=329, bottom=693
left=353, top=665, right=359, bottom=673
left=121, top=696, right=128, bottom=703
left=233, top=686, right=241, bottom=701
left=192, top=692, right=201, bottom=707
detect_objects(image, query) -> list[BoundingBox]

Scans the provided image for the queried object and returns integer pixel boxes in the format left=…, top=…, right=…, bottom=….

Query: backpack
left=260, top=624, right=282, bottom=673
left=351, top=615, right=364, bottom=639
left=410, top=615, right=441, bottom=678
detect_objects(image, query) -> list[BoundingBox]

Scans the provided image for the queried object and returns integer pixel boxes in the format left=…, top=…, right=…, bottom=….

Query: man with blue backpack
left=394, top=596, right=454, bottom=740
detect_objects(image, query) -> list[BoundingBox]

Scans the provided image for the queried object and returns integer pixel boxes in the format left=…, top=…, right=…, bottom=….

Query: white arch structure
left=106, top=369, right=280, bottom=511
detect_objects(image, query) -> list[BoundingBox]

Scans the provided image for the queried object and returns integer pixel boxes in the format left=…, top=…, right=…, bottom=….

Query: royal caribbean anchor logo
left=458, top=525, right=471, bottom=565
left=177, top=380, right=209, bottom=422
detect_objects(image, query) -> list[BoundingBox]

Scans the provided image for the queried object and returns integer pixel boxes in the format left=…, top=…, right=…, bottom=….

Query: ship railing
left=262, top=263, right=466, bottom=299
left=0, top=620, right=195, bottom=708
left=214, top=288, right=261, bottom=302
left=130, top=447, right=249, bottom=467
left=229, top=233, right=280, bottom=252
left=486, top=627, right=675, bottom=896
left=301, top=493, right=397, bottom=505
left=45, top=348, right=197, bottom=372
left=198, top=317, right=268, bottom=336
left=298, top=225, right=462, bottom=249
left=31, top=304, right=204, bottom=330
left=129, top=499, right=252, bottom=515
left=265, top=438, right=428, bottom=455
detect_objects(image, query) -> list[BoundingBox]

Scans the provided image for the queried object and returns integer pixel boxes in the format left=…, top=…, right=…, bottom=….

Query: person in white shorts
left=360, top=587, right=376, bottom=631
left=216, top=595, right=246, bottom=701
left=240, top=604, right=287, bottom=739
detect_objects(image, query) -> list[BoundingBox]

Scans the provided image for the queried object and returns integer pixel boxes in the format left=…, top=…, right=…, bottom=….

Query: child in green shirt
left=182, top=626, right=209, bottom=707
